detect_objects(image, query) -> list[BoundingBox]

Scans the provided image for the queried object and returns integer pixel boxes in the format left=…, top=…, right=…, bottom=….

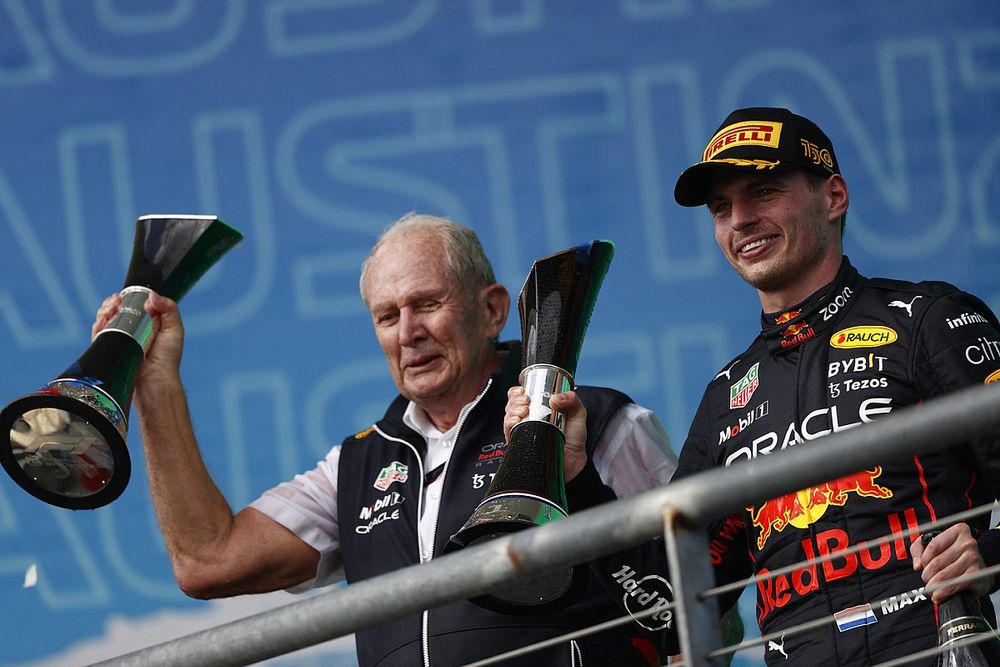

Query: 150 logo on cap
left=704, top=121, right=782, bottom=161
left=800, top=138, right=835, bottom=171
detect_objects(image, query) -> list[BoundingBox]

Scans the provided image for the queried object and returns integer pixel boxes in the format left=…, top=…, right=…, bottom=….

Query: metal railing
left=90, top=382, right=1000, bottom=667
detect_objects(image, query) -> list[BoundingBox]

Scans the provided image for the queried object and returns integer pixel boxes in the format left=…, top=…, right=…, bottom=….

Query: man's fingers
left=548, top=391, right=581, bottom=413
left=917, top=524, right=989, bottom=600
left=92, top=293, right=123, bottom=339
left=507, top=386, right=526, bottom=399
left=926, top=560, right=976, bottom=602
left=910, top=539, right=925, bottom=570
left=504, top=400, right=529, bottom=420
left=503, top=390, right=531, bottom=441
left=145, top=292, right=178, bottom=317
left=503, top=412, right=523, bottom=430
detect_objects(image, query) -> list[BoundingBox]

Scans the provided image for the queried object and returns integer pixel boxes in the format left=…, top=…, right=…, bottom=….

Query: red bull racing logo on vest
left=730, top=362, right=760, bottom=410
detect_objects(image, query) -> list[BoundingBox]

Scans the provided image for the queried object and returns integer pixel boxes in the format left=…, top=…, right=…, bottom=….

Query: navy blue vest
left=338, top=343, right=650, bottom=666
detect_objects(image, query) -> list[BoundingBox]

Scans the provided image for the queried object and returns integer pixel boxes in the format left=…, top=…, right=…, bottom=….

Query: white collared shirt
left=401, top=399, right=470, bottom=563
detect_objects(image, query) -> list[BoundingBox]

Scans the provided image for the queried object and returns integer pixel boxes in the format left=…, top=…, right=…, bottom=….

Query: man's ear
left=826, top=174, right=849, bottom=222
left=481, top=283, right=510, bottom=338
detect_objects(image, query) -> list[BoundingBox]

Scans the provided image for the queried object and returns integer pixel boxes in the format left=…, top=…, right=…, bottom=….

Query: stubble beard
left=732, top=221, right=830, bottom=297
left=736, top=257, right=791, bottom=294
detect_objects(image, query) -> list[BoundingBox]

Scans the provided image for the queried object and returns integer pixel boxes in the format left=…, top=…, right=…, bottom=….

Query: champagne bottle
left=920, top=531, right=1000, bottom=666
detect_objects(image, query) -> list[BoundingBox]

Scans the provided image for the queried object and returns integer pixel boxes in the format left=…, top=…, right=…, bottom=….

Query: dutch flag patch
left=834, top=604, right=878, bottom=632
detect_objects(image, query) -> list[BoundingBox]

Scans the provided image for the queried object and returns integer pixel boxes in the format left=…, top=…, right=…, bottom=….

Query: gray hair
left=359, top=213, right=497, bottom=305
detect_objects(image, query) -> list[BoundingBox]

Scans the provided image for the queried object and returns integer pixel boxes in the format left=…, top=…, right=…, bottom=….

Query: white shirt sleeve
left=249, top=445, right=344, bottom=590
left=591, top=403, right=678, bottom=498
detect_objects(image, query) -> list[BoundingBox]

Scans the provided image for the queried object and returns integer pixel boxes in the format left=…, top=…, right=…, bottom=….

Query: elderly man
left=511, top=108, right=1000, bottom=665
left=95, top=213, right=677, bottom=666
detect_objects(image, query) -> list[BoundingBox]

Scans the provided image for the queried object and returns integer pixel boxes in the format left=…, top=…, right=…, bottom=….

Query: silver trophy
left=0, top=215, right=242, bottom=510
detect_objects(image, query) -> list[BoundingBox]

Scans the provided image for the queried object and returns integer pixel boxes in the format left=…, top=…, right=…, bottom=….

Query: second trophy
left=447, top=240, right=614, bottom=614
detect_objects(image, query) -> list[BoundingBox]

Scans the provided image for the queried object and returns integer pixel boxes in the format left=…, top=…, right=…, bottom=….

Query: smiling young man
left=674, top=108, right=1000, bottom=664
left=96, top=213, right=678, bottom=666
left=703, top=167, right=845, bottom=313
left=525, top=108, right=1000, bottom=665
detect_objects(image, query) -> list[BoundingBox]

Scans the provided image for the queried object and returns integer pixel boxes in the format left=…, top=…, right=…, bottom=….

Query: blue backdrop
left=2, top=2, right=998, bottom=665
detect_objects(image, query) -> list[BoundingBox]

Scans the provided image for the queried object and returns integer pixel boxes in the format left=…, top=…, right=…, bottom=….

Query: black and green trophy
left=447, top=240, right=615, bottom=614
left=0, top=215, right=242, bottom=510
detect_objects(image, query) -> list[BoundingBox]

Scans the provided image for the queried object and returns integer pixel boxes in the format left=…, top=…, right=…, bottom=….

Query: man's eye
left=756, top=188, right=773, bottom=198
left=376, top=312, right=397, bottom=324
left=711, top=202, right=731, bottom=216
left=415, top=300, right=439, bottom=312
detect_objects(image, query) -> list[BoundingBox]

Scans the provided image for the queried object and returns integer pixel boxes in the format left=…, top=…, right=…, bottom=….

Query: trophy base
left=447, top=492, right=588, bottom=615
left=0, top=384, right=130, bottom=510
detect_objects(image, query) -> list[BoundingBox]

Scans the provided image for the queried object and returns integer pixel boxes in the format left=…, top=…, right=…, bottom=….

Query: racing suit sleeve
left=911, top=290, right=1000, bottom=589
left=673, top=403, right=754, bottom=623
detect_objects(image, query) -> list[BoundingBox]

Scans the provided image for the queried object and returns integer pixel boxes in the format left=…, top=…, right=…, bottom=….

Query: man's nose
left=728, top=197, right=757, bottom=230
left=398, top=309, right=424, bottom=345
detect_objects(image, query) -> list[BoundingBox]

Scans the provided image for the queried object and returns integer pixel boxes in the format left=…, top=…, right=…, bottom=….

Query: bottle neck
left=937, top=593, right=992, bottom=647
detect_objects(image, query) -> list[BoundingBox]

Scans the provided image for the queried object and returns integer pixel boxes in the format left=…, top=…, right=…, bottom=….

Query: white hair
left=359, top=213, right=496, bottom=305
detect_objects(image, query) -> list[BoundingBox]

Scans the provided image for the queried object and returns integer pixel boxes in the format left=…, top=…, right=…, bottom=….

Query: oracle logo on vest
left=356, top=492, right=405, bottom=535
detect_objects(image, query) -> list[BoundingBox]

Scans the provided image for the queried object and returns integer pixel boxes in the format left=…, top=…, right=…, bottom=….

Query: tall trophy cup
left=447, top=240, right=615, bottom=614
left=0, top=215, right=243, bottom=510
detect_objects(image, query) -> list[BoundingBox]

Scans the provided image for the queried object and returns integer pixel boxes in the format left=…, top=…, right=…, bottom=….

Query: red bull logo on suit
left=748, top=468, right=893, bottom=550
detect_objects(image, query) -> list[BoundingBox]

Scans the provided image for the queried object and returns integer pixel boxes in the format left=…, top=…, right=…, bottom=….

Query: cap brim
left=673, top=160, right=801, bottom=207
left=673, top=162, right=727, bottom=207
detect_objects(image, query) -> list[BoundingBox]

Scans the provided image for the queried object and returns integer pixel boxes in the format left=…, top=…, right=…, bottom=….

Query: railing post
left=663, top=506, right=724, bottom=667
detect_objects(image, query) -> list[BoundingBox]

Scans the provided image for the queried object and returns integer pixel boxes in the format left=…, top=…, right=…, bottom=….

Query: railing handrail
left=89, top=382, right=1000, bottom=666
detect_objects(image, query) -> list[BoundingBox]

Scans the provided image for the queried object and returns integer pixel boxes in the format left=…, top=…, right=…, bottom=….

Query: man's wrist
left=565, top=457, right=615, bottom=513
left=564, top=451, right=587, bottom=483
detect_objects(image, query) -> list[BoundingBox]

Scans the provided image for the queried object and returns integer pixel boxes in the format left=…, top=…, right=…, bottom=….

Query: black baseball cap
left=674, top=107, right=840, bottom=207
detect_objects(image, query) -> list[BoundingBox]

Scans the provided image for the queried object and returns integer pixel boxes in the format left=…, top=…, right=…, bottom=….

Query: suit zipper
left=371, top=425, right=428, bottom=665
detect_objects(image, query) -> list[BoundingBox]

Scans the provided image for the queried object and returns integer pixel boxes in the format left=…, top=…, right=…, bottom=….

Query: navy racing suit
left=594, top=257, right=1000, bottom=666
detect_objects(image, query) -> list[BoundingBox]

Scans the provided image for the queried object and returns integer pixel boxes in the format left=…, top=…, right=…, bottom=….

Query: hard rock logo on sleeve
left=611, top=564, right=674, bottom=631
